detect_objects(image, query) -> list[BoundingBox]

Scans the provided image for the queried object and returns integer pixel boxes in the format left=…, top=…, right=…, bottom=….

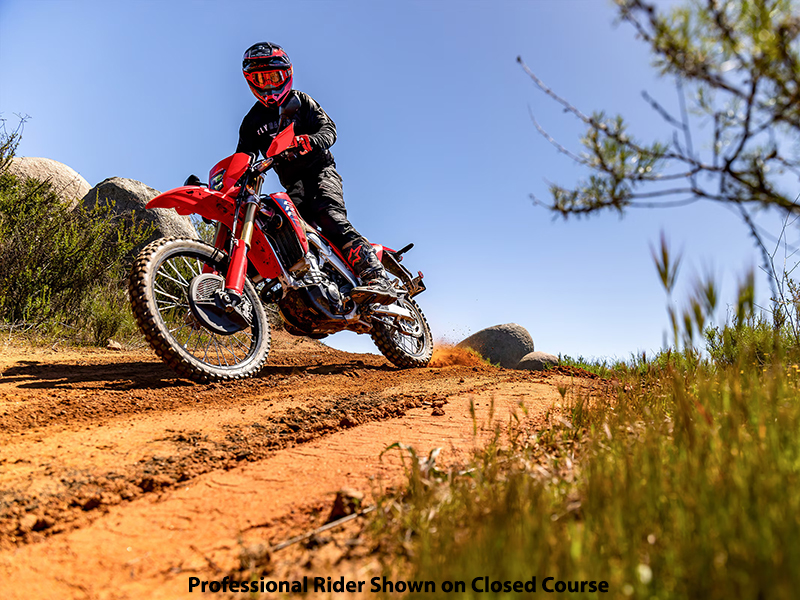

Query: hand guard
left=283, top=135, right=313, bottom=161
left=293, top=135, right=313, bottom=155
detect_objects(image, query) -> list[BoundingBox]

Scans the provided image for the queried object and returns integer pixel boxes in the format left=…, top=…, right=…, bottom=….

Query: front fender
left=147, top=186, right=237, bottom=225
left=147, top=186, right=282, bottom=280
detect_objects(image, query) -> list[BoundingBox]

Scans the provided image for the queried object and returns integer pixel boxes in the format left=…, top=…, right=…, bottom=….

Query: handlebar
left=253, top=157, right=274, bottom=174
left=251, top=141, right=303, bottom=175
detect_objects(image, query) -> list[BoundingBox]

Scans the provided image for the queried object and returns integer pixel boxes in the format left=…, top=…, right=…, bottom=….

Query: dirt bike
left=128, top=101, right=432, bottom=383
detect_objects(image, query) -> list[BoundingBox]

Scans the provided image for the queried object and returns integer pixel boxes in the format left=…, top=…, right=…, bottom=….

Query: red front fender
left=147, top=186, right=237, bottom=222
left=147, top=187, right=282, bottom=280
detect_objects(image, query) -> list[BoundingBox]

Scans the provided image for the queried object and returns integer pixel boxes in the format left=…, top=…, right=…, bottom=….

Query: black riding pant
left=283, top=165, right=379, bottom=273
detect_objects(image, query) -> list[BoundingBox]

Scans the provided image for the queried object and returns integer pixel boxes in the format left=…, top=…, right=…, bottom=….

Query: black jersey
left=236, top=90, right=337, bottom=187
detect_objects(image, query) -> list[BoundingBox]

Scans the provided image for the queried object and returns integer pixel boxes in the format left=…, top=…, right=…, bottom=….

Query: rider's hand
left=293, top=135, right=313, bottom=155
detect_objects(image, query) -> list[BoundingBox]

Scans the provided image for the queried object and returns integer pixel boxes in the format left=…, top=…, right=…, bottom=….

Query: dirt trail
left=0, top=332, right=603, bottom=599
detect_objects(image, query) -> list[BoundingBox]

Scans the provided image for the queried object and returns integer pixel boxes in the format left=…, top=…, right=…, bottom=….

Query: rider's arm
left=297, top=92, right=337, bottom=152
left=236, top=120, right=259, bottom=157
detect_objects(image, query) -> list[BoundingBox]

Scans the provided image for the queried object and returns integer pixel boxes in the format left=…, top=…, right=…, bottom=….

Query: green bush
left=704, top=315, right=792, bottom=367
left=0, top=127, right=152, bottom=342
left=85, top=281, right=140, bottom=345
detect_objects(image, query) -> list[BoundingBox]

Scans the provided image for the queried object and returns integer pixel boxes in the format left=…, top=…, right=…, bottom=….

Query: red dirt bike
left=129, top=104, right=432, bottom=382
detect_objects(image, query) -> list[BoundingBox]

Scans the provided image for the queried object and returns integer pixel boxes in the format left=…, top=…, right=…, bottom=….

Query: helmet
left=242, top=42, right=293, bottom=107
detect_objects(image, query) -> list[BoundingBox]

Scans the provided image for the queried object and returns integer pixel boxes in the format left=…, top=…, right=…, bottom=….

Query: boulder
left=456, top=323, right=534, bottom=368
left=82, top=177, right=197, bottom=253
left=7, top=156, right=90, bottom=209
left=516, top=351, right=559, bottom=371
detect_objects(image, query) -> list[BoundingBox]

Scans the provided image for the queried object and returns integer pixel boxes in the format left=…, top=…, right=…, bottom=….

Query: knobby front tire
left=128, top=237, right=271, bottom=383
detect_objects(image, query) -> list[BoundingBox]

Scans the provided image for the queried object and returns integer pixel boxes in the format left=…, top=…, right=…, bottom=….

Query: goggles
left=245, top=68, right=292, bottom=90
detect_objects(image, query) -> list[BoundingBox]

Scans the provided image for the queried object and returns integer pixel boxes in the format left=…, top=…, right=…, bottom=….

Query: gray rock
left=82, top=177, right=197, bottom=254
left=456, top=323, right=534, bottom=368
left=516, top=351, right=559, bottom=371
left=8, top=157, right=91, bottom=209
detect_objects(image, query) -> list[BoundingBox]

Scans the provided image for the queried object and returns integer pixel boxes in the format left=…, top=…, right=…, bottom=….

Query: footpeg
left=349, top=287, right=397, bottom=306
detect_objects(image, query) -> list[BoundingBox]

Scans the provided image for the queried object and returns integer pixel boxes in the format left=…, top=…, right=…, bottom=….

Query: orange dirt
left=428, top=344, right=486, bottom=368
left=0, top=331, right=605, bottom=599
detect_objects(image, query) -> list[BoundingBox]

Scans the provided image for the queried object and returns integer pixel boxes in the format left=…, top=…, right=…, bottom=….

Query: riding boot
left=344, top=240, right=398, bottom=305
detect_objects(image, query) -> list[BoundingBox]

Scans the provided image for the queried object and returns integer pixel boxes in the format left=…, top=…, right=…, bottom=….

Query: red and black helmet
left=242, top=42, right=293, bottom=107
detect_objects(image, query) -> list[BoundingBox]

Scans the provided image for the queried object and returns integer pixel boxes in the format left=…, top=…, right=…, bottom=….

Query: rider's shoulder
left=291, top=89, right=310, bottom=103
left=241, top=100, right=270, bottom=121
left=291, top=89, right=322, bottom=107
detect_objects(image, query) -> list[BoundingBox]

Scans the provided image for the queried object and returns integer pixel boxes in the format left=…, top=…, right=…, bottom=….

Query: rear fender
left=380, top=247, right=424, bottom=296
left=372, top=244, right=396, bottom=262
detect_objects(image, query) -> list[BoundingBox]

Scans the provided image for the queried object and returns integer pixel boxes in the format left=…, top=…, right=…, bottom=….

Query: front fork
left=224, top=203, right=258, bottom=302
left=202, top=223, right=228, bottom=276
left=224, top=180, right=263, bottom=303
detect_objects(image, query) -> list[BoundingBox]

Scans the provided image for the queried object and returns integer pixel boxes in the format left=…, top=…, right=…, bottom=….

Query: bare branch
left=641, top=90, right=684, bottom=129
left=527, top=106, right=589, bottom=166
left=737, top=204, right=780, bottom=301
left=676, top=79, right=699, bottom=191
left=628, top=196, right=702, bottom=208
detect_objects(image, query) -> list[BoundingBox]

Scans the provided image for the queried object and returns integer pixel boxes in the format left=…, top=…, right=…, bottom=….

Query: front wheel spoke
left=217, top=338, right=237, bottom=366
left=165, top=259, right=192, bottom=286
left=169, top=322, right=191, bottom=337
left=212, top=337, right=228, bottom=366
left=157, top=301, right=187, bottom=312
left=188, top=329, right=203, bottom=353
left=219, top=339, right=242, bottom=363
left=181, top=326, right=196, bottom=349
left=181, top=256, right=202, bottom=278
left=202, top=335, right=214, bottom=362
left=154, top=284, right=183, bottom=302
left=158, top=269, right=191, bottom=290
left=231, top=332, right=253, bottom=353
left=216, top=342, right=237, bottom=363
left=217, top=336, right=241, bottom=359
left=194, top=332, right=213, bottom=358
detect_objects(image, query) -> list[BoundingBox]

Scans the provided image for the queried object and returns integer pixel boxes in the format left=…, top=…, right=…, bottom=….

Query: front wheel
left=128, top=237, right=271, bottom=382
left=370, top=298, right=433, bottom=368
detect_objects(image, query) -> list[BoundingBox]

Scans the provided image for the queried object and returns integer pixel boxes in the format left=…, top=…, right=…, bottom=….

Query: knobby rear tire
left=128, top=237, right=271, bottom=383
left=370, top=297, right=433, bottom=368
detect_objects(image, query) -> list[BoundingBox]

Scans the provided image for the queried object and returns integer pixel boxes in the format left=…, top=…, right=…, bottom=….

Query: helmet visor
left=245, top=68, right=291, bottom=90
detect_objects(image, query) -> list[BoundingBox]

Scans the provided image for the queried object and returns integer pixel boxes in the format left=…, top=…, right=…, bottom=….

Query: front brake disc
left=188, top=273, right=250, bottom=335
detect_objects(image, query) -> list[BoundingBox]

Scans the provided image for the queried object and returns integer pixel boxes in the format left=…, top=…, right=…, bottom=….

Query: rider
left=236, top=41, right=396, bottom=304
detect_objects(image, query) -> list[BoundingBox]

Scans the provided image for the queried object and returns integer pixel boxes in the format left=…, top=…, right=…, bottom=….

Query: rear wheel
left=370, top=297, right=433, bottom=368
left=128, top=237, right=271, bottom=382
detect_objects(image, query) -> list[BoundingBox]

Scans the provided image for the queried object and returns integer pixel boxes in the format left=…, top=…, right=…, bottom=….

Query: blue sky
left=0, top=0, right=784, bottom=360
